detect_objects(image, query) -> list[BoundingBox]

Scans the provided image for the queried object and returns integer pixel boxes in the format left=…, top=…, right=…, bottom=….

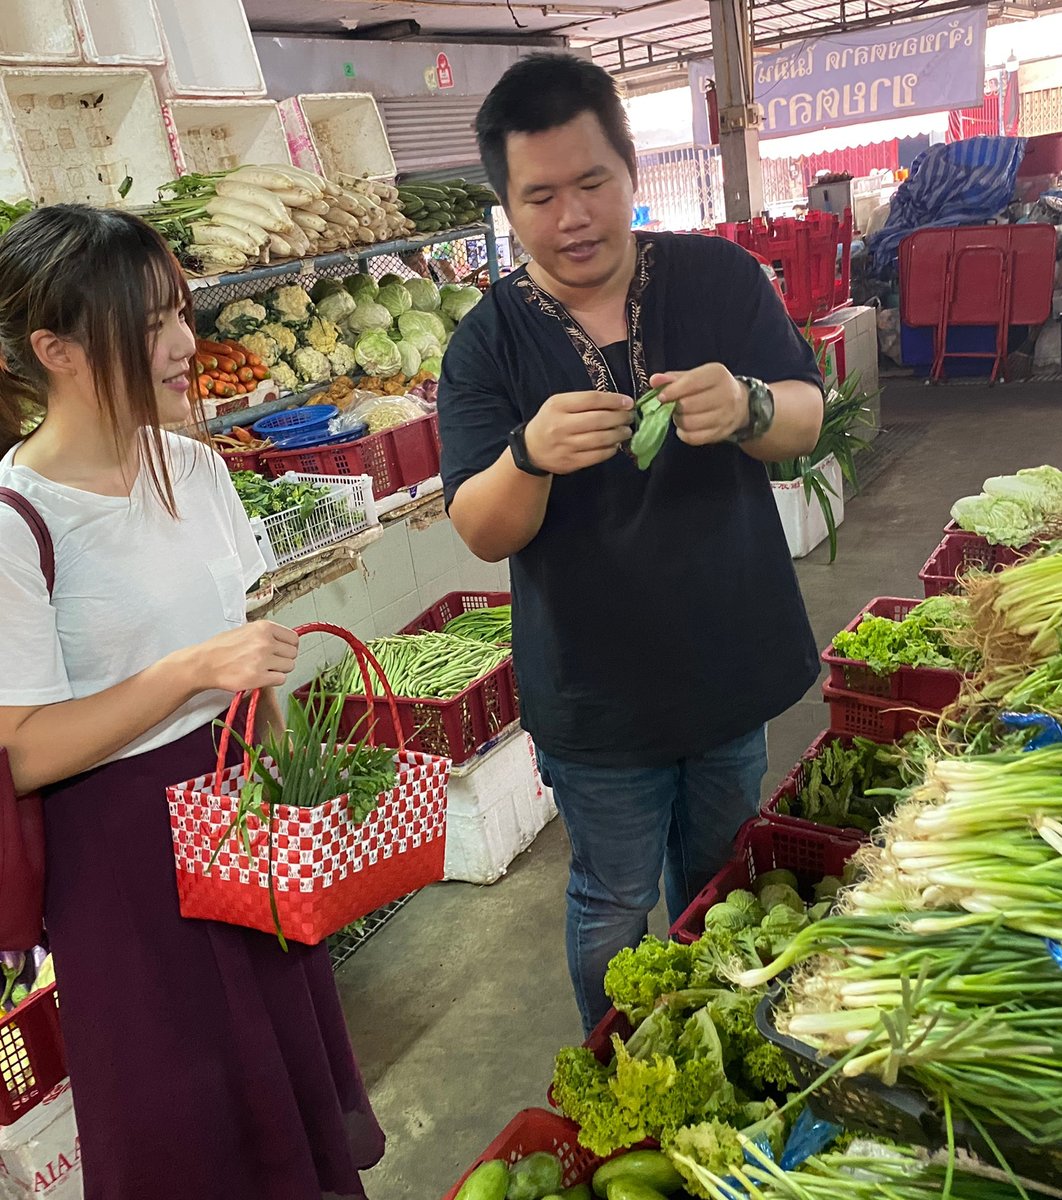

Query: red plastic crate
left=919, top=531, right=1026, bottom=598
left=0, top=985, right=65, bottom=1126
left=218, top=447, right=266, bottom=474
left=823, top=597, right=963, bottom=711
left=400, top=591, right=512, bottom=636
left=442, top=1108, right=602, bottom=1200
left=669, top=816, right=859, bottom=945
left=321, top=659, right=519, bottom=766
left=823, top=681, right=929, bottom=741
left=762, top=730, right=893, bottom=841
left=261, top=413, right=440, bottom=501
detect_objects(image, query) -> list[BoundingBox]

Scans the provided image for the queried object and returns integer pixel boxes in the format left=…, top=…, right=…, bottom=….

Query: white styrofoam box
left=152, top=0, right=265, bottom=98
left=163, top=99, right=290, bottom=175
left=0, top=1080, right=82, bottom=1199
left=772, top=454, right=845, bottom=559
left=72, top=0, right=164, bottom=65
left=444, top=729, right=557, bottom=886
left=0, top=68, right=173, bottom=207
left=0, top=1, right=81, bottom=66
left=279, top=93, right=396, bottom=182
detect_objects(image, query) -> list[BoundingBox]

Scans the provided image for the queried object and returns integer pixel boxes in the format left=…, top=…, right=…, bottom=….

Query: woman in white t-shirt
left=0, top=206, right=384, bottom=1199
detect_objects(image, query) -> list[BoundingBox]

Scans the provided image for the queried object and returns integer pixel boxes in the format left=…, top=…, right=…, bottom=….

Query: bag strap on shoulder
left=0, top=488, right=55, bottom=597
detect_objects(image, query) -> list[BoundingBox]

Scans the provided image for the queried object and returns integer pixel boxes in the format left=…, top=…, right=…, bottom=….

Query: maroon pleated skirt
left=42, top=717, right=385, bottom=1200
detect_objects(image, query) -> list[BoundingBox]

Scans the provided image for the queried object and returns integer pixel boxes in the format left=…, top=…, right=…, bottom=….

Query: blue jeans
left=538, top=726, right=768, bottom=1035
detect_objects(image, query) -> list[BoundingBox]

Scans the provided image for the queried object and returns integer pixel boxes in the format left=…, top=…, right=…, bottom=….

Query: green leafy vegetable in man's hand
left=630, top=388, right=676, bottom=470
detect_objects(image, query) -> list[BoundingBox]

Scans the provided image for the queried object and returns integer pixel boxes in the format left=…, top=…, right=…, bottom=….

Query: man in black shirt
left=439, top=53, right=824, bottom=1034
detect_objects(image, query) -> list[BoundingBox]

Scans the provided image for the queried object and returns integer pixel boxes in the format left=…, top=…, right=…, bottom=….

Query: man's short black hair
left=476, top=52, right=637, bottom=205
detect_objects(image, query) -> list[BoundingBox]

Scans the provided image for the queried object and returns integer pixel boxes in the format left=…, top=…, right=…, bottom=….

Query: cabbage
left=346, top=301, right=393, bottom=335
left=757, top=883, right=804, bottom=915
left=344, top=273, right=378, bottom=302
left=420, top=355, right=443, bottom=379
left=725, top=889, right=765, bottom=924
left=760, top=904, right=808, bottom=936
left=398, top=310, right=447, bottom=346
left=378, top=282, right=414, bottom=319
left=404, top=277, right=441, bottom=312
left=377, top=272, right=405, bottom=290
left=394, top=339, right=421, bottom=379
left=315, top=290, right=357, bottom=325
left=754, top=869, right=799, bottom=897
left=704, top=902, right=747, bottom=931
left=310, top=278, right=346, bottom=303
left=950, top=494, right=1040, bottom=547
left=354, top=331, right=402, bottom=378
left=440, top=284, right=483, bottom=323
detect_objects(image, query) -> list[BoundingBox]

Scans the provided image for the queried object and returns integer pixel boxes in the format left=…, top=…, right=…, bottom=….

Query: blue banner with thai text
left=689, top=7, right=988, bottom=142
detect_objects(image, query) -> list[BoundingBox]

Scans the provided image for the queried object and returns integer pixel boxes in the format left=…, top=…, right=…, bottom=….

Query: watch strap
left=507, top=422, right=550, bottom=476
left=730, top=376, right=775, bottom=443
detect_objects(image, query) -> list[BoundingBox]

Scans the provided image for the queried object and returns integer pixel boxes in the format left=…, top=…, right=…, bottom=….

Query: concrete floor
left=340, top=375, right=1062, bottom=1200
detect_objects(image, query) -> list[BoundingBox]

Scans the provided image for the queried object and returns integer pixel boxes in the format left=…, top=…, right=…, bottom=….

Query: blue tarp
left=868, top=136, right=1027, bottom=275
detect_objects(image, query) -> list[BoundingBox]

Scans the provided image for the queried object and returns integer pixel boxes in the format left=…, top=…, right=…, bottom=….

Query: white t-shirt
left=0, top=431, right=267, bottom=765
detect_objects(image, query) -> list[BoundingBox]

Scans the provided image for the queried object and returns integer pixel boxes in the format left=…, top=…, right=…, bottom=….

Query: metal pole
left=708, top=0, right=765, bottom=221
left=485, top=208, right=501, bottom=283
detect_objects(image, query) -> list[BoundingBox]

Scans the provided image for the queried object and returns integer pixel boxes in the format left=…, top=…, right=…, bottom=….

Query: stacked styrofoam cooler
left=279, top=93, right=397, bottom=183
left=444, top=730, right=558, bottom=886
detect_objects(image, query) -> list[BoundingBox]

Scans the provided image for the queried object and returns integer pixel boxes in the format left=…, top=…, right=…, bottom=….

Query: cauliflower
left=328, top=343, right=359, bottom=377
left=266, top=285, right=314, bottom=327
left=260, top=321, right=298, bottom=356
left=291, top=346, right=332, bottom=385
left=238, top=331, right=281, bottom=367
left=302, top=316, right=339, bottom=355
left=270, top=360, right=298, bottom=393
left=215, top=299, right=266, bottom=339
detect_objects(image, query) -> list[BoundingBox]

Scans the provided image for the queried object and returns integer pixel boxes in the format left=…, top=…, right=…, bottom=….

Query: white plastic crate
left=0, top=1081, right=81, bottom=1199
left=771, top=453, right=845, bottom=559
left=72, top=0, right=165, bottom=66
left=0, top=68, right=172, bottom=206
left=163, top=99, right=290, bottom=175
left=153, top=0, right=265, bottom=98
left=443, top=730, right=557, bottom=886
left=247, top=472, right=379, bottom=573
left=0, top=1, right=81, bottom=66
left=279, top=93, right=396, bottom=182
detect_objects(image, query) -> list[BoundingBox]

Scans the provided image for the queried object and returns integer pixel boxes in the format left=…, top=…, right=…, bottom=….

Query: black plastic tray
left=756, top=982, right=1062, bottom=1182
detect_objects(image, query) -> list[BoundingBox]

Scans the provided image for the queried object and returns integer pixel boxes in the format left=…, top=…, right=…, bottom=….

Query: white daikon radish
left=215, top=180, right=292, bottom=225
left=292, top=211, right=328, bottom=234
left=191, top=222, right=260, bottom=255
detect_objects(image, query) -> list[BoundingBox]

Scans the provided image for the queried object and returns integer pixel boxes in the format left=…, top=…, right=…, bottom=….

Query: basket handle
left=212, top=621, right=406, bottom=796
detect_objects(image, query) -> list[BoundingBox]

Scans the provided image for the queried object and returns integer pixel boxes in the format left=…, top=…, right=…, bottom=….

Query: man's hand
left=651, top=364, right=747, bottom=446
left=523, top=391, right=633, bottom=475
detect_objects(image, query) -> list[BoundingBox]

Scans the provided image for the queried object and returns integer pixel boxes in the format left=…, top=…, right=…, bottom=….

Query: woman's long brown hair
left=0, top=204, right=203, bottom=517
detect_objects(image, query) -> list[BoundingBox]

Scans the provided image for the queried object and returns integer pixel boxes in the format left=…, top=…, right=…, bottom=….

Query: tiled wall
left=275, top=513, right=510, bottom=697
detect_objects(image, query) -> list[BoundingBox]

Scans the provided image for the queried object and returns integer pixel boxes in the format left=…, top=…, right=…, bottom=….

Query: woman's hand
left=189, top=622, right=300, bottom=693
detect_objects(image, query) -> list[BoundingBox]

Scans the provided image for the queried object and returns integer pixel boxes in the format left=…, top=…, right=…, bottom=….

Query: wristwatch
left=507, top=422, right=550, bottom=477
left=729, top=376, right=776, bottom=443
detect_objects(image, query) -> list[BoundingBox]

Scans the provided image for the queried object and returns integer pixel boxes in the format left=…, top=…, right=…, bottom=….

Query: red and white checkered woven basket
left=166, top=623, right=451, bottom=945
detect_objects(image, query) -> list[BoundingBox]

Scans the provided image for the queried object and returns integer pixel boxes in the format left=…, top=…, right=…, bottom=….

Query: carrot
left=245, top=353, right=264, bottom=369
left=197, top=338, right=239, bottom=358
left=222, top=345, right=247, bottom=367
left=250, top=365, right=269, bottom=381
left=197, top=354, right=218, bottom=371
left=198, top=379, right=212, bottom=399
left=233, top=425, right=255, bottom=445
left=216, top=356, right=237, bottom=374
left=237, top=366, right=255, bottom=383
left=215, top=384, right=238, bottom=399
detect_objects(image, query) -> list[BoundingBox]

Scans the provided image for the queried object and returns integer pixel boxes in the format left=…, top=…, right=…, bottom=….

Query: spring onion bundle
left=686, top=1141, right=1046, bottom=1200
left=320, top=632, right=509, bottom=700
left=959, top=550, right=1062, bottom=679
left=833, top=746, right=1062, bottom=938
left=735, top=915, right=1062, bottom=1179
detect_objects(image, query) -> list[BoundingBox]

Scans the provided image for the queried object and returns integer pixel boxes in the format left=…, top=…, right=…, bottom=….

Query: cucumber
left=591, top=1152, right=684, bottom=1198
left=605, top=1184, right=667, bottom=1200
left=560, top=1188, right=592, bottom=1200
left=456, top=1159, right=510, bottom=1200
left=506, top=1151, right=563, bottom=1200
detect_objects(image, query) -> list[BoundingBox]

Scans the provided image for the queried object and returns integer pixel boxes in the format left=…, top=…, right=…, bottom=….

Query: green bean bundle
left=441, top=605, right=512, bottom=645
left=320, top=632, right=509, bottom=700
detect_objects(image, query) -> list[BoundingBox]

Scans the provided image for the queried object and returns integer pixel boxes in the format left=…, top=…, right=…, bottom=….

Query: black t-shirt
left=438, top=232, right=823, bottom=767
